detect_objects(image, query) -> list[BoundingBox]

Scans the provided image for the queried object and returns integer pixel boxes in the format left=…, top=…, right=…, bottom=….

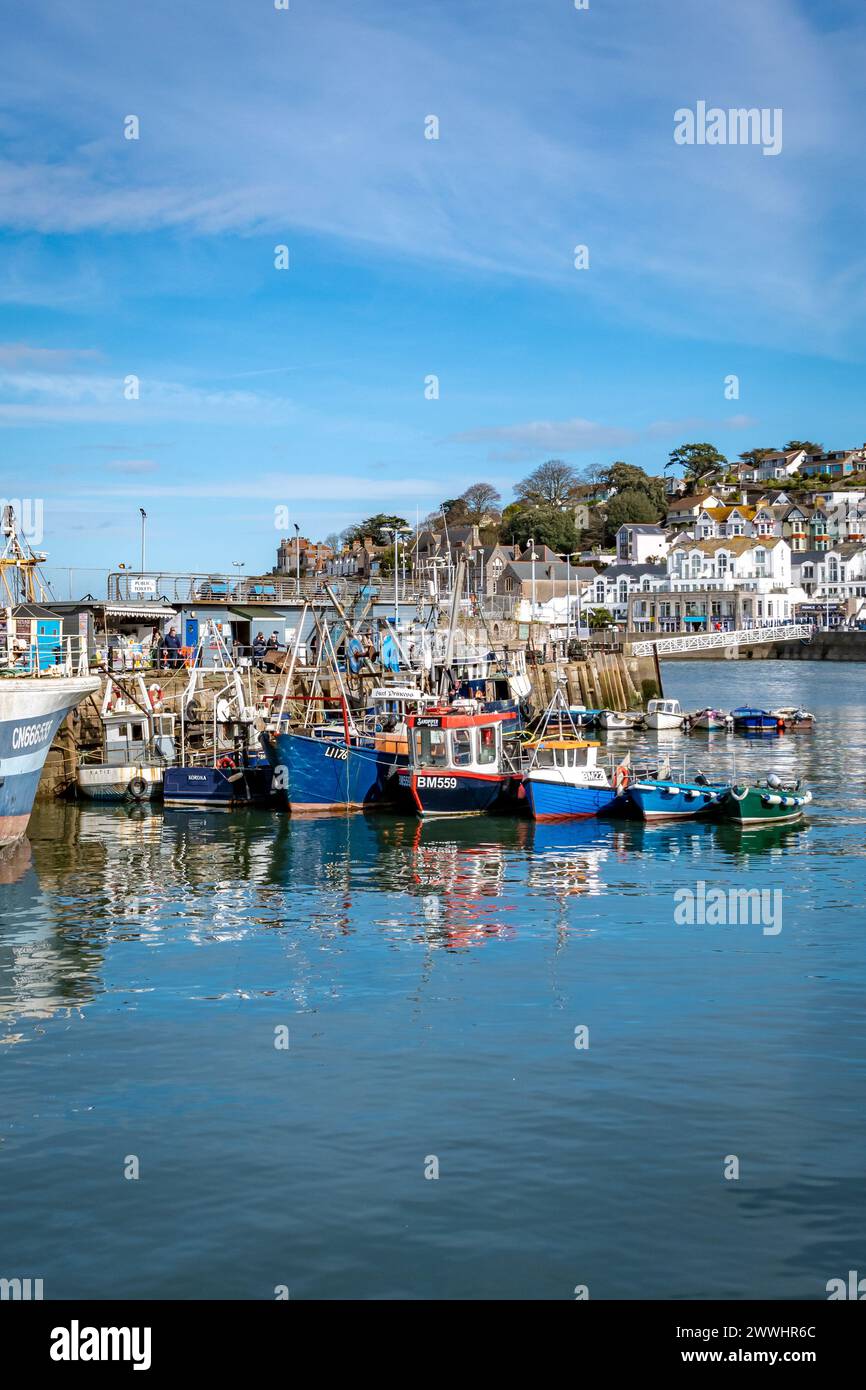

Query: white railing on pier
left=1, top=633, right=90, bottom=677
left=629, top=623, right=813, bottom=657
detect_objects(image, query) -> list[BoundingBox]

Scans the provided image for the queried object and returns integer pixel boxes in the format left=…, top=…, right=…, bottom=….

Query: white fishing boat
left=689, top=707, right=733, bottom=732
left=598, top=709, right=643, bottom=730
left=76, top=677, right=176, bottom=802
left=644, top=697, right=686, bottom=731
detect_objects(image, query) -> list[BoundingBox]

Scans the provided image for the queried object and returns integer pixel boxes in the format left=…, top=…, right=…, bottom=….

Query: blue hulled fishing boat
left=522, top=738, right=621, bottom=820
left=163, top=751, right=275, bottom=809
left=260, top=720, right=396, bottom=812
left=731, top=707, right=781, bottom=735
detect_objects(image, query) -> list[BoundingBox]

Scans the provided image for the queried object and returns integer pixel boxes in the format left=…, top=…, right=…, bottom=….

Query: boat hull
left=0, top=675, right=101, bottom=845
left=163, top=760, right=275, bottom=809
left=624, top=780, right=725, bottom=821
left=399, top=768, right=508, bottom=818
left=523, top=776, right=617, bottom=820
left=261, top=729, right=396, bottom=811
left=711, top=786, right=809, bottom=825
left=77, top=763, right=164, bottom=802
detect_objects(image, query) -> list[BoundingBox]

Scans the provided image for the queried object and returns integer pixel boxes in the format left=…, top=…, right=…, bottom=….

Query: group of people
left=252, top=631, right=282, bottom=669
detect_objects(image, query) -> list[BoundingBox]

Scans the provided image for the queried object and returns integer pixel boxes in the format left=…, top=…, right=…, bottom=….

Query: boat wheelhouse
left=403, top=706, right=516, bottom=817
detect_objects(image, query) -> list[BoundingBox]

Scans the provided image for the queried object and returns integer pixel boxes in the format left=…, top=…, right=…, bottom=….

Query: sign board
left=129, top=577, right=157, bottom=596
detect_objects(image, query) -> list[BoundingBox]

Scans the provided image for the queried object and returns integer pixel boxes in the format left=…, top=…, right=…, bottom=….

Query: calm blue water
left=1, top=660, right=865, bottom=1300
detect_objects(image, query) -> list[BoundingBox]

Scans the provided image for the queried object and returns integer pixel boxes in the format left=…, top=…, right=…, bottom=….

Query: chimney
left=740, top=490, right=747, bottom=505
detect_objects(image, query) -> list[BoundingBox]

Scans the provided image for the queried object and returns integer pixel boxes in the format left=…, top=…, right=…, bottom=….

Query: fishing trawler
left=401, top=705, right=517, bottom=817
left=0, top=507, right=100, bottom=845
left=76, top=676, right=176, bottom=801
left=163, top=622, right=275, bottom=809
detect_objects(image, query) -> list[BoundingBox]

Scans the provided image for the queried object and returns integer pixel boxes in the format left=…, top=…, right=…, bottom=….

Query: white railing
left=629, top=623, right=813, bottom=656
left=1, top=634, right=90, bottom=677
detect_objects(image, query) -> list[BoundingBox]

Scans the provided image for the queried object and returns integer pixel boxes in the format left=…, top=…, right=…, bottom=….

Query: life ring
left=148, top=683, right=164, bottom=711
left=217, top=756, right=236, bottom=771
left=127, top=776, right=149, bottom=801
left=347, top=637, right=363, bottom=675
left=614, top=763, right=630, bottom=792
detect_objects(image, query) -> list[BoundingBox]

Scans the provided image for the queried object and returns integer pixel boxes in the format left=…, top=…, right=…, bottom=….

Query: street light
left=293, top=522, right=300, bottom=595
left=528, top=537, right=537, bottom=620
left=139, top=508, right=147, bottom=572
left=568, top=551, right=581, bottom=644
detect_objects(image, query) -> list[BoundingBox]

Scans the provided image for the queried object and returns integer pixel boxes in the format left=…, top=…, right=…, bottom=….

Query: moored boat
left=644, top=698, right=686, bottom=730
left=620, top=776, right=727, bottom=821
left=522, top=737, right=620, bottom=820
left=771, top=706, right=816, bottom=731
left=597, top=709, right=643, bottom=730
left=163, top=752, right=275, bottom=809
left=711, top=775, right=811, bottom=825
left=1, top=506, right=100, bottom=841
left=402, top=705, right=516, bottom=817
left=76, top=677, right=176, bottom=803
left=688, top=707, right=733, bottom=732
left=731, top=707, right=781, bottom=735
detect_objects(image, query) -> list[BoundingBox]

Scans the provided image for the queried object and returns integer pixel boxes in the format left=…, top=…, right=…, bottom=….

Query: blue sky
left=1, top=0, right=865, bottom=578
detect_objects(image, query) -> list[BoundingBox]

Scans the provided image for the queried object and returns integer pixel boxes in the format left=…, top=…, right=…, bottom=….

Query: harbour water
left=1, top=661, right=865, bottom=1300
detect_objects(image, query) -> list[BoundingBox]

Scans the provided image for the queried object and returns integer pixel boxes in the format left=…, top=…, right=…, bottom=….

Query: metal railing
left=1, top=633, right=90, bottom=677
left=629, top=623, right=813, bottom=656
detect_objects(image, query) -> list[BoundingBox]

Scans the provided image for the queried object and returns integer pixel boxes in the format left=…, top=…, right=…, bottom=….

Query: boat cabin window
left=414, top=727, right=448, bottom=767
left=477, top=725, right=498, bottom=765
left=451, top=728, right=472, bottom=766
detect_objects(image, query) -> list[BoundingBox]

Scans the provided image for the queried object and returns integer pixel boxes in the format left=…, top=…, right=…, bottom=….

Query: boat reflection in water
left=376, top=816, right=519, bottom=951
left=0, top=817, right=103, bottom=1042
left=526, top=817, right=611, bottom=905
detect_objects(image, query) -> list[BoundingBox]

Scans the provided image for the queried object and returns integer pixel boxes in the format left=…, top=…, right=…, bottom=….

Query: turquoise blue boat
left=620, top=777, right=728, bottom=821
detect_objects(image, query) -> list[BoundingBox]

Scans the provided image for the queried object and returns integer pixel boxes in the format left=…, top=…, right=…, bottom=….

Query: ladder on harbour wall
left=628, top=623, right=814, bottom=657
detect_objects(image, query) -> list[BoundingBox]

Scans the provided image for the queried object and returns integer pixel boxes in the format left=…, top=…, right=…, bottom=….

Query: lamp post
left=139, top=508, right=147, bottom=572
left=528, top=537, right=536, bottom=620
left=568, top=552, right=581, bottom=642
left=294, top=523, right=300, bottom=595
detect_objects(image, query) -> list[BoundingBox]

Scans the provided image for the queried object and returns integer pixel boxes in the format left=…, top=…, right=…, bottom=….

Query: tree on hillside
left=666, top=442, right=727, bottom=493
left=499, top=502, right=578, bottom=554
left=514, top=458, right=578, bottom=507
left=342, top=513, right=409, bottom=546
left=460, top=482, right=501, bottom=522
left=603, top=489, right=661, bottom=543
left=325, top=532, right=342, bottom=553
left=784, top=440, right=823, bottom=454
left=603, top=461, right=666, bottom=514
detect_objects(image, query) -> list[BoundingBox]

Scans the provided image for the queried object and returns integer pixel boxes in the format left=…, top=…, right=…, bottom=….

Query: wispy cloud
left=448, top=416, right=637, bottom=462
left=449, top=412, right=759, bottom=463
left=0, top=369, right=296, bottom=424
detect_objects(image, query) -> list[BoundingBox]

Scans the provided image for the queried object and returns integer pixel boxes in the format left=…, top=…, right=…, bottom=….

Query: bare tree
left=514, top=458, right=578, bottom=506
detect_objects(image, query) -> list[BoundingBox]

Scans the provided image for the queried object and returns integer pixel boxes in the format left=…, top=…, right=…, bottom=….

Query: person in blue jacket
left=163, top=626, right=183, bottom=669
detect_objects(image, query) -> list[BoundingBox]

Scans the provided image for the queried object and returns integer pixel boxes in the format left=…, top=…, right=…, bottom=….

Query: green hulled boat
left=712, top=776, right=812, bottom=826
